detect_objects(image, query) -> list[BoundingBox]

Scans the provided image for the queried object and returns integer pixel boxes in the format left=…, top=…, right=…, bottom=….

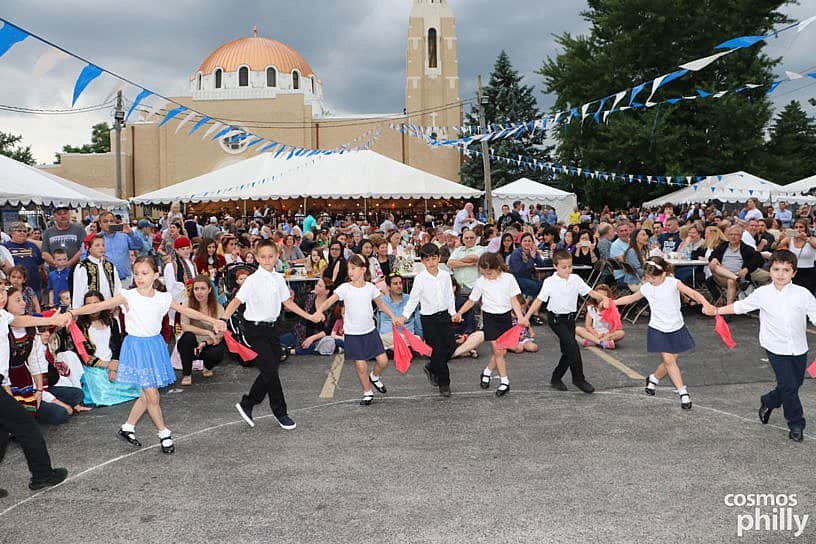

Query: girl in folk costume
left=68, top=256, right=226, bottom=453
left=73, top=234, right=122, bottom=309
left=195, top=237, right=226, bottom=281
left=163, top=237, right=197, bottom=327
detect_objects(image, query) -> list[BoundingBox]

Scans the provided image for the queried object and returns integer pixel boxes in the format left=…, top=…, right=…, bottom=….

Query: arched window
left=428, top=28, right=438, bottom=68
left=214, top=68, right=222, bottom=89
left=238, top=66, right=249, bottom=87
left=310, top=77, right=315, bottom=94
left=266, top=67, right=277, bottom=87
left=196, top=72, right=202, bottom=91
left=292, top=71, right=300, bottom=90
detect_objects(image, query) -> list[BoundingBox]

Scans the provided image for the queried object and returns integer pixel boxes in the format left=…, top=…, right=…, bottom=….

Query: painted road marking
left=319, top=354, right=345, bottom=398
left=584, top=343, right=645, bottom=380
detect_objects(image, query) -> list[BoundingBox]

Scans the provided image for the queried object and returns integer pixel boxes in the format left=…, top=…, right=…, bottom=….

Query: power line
left=0, top=100, right=114, bottom=115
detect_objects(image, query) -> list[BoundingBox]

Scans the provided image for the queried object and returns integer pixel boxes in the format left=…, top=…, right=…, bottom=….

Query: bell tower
left=405, top=0, right=460, bottom=132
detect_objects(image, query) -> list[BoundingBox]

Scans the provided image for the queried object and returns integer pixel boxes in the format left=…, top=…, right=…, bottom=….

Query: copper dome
left=197, top=36, right=314, bottom=77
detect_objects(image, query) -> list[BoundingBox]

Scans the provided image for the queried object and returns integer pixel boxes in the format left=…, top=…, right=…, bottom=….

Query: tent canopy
left=0, top=154, right=127, bottom=209
left=779, top=173, right=816, bottom=195
left=131, top=150, right=482, bottom=204
left=642, top=171, right=816, bottom=208
left=492, top=178, right=577, bottom=223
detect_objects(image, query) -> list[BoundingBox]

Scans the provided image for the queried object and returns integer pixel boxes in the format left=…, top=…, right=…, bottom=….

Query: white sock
left=157, top=428, right=172, bottom=439
left=121, top=423, right=135, bottom=433
left=482, top=368, right=492, bottom=377
left=648, top=374, right=659, bottom=385
left=370, top=372, right=380, bottom=382
left=678, top=387, right=688, bottom=396
left=363, top=390, right=374, bottom=397
left=500, top=376, right=510, bottom=385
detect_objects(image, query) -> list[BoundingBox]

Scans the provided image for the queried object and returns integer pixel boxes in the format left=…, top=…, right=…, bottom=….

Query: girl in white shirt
left=614, top=256, right=714, bottom=410
left=313, top=254, right=403, bottom=406
left=68, top=256, right=226, bottom=454
left=454, top=252, right=528, bottom=397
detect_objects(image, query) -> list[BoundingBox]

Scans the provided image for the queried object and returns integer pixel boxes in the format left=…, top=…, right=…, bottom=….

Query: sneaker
left=0, top=488, right=8, bottom=498
left=276, top=414, right=297, bottom=430
left=604, top=340, right=615, bottom=350
left=438, top=385, right=451, bottom=397
left=582, top=339, right=591, bottom=348
left=29, top=468, right=68, bottom=491
left=235, top=402, right=255, bottom=428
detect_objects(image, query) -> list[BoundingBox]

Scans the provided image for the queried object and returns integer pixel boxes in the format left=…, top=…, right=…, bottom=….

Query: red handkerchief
left=401, top=327, right=433, bottom=357
left=68, top=321, right=90, bottom=363
left=223, top=330, right=258, bottom=362
left=496, top=325, right=523, bottom=350
left=600, top=300, right=622, bottom=332
left=714, top=315, right=736, bottom=349
left=806, top=359, right=816, bottom=379
left=392, top=326, right=413, bottom=374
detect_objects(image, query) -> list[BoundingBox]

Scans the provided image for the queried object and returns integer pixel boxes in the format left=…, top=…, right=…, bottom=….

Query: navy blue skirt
left=647, top=325, right=695, bottom=354
left=483, top=311, right=513, bottom=342
left=344, top=329, right=385, bottom=361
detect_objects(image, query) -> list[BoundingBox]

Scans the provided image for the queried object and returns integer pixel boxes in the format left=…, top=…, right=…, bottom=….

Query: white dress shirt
left=469, top=272, right=521, bottom=314
left=403, top=268, right=456, bottom=318
left=536, top=274, right=591, bottom=314
left=163, top=256, right=197, bottom=304
left=733, top=282, right=816, bottom=355
left=235, top=267, right=291, bottom=322
left=72, top=256, right=122, bottom=308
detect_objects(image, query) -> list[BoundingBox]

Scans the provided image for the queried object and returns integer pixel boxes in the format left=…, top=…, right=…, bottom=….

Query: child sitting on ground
left=507, top=295, right=539, bottom=354
left=576, top=284, right=625, bottom=349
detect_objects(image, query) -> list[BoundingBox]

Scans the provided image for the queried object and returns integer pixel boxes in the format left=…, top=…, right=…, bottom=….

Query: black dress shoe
left=758, top=401, right=773, bottom=424
left=550, top=379, right=568, bottom=391
left=0, top=488, right=8, bottom=498
left=159, top=435, right=175, bottom=454
left=573, top=380, right=595, bottom=394
left=360, top=393, right=374, bottom=406
left=118, top=428, right=142, bottom=447
left=439, top=385, right=451, bottom=397
left=369, top=375, right=387, bottom=394
left=789, top=429, right=804, bottom=442
left=423, top=364, right=438, bottom=386
left=480, top=373, right=491, bottom=389
left=29, top=468, right=68, bottom=490
left=495, top=383, right=510, bottom=397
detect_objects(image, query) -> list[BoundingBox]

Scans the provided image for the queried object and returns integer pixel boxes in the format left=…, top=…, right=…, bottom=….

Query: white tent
left=0, top=154, right=127, bottom=208
left=131, top=150, right=482, bottom=204
left=642, top=171, right=816, bottom=208
left=778, top=173, right=816, bottom=196
left=492, top=178, right=577, bottom=224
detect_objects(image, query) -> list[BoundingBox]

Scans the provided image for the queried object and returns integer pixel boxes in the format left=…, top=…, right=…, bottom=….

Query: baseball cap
left=137, top=219, right=154, bottom=229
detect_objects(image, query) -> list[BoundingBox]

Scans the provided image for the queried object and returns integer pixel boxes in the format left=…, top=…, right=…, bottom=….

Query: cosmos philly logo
left=724, top=493, right=809, bottom=538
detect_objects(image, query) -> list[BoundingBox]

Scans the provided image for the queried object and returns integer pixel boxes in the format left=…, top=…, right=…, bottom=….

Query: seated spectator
left=8, top=265, right=40, bottom=314
left=709, top=225, right=768, bottom=305
left=177, top=275, right=226, bottom=386
left=537, top=227, right=558, bottom=259
left=556, top=230, right=577, bottom=254
left=508, top=233, right=545, bottom=298
left=376, top=273, right=422, bottom=352
left=498, top=233, right=516, bottom=263
left=220, top=235, right=243, bottom=265
left=324, top=240, right=348, bottom=285
left=572, top=230, right=599, bottom=270
left=621, top=228, right=649, bottom=289
left=575, top=285, right=625, bottom=349
left=281, top=277, right=341, bottom=355
left=305, top=247, right=328, bottom=277
left=451, top=280, right=485, bottom=359
left=281, top=234, right=305, bottom=266
left=195, top=237, right=226, bottom=281
left=506, top=297, right=539, bottom=354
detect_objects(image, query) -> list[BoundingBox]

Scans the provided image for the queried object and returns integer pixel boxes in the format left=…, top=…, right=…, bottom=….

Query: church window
left=292, top=71, right=300, bottom=90
left=196, top=72, right=202, bottom=90
left=238, top=66, right=249, bottom=87
left=266, top=67, right=277, bottom=87
left=428, top=28, right=438, bottom=68
left=310, top=77, right=315, bottom=93
left=214, top=68, right=222, bottom=89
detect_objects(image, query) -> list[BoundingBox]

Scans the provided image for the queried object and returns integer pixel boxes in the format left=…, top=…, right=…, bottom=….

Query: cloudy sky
left=0, top=0, right=814, bottom=164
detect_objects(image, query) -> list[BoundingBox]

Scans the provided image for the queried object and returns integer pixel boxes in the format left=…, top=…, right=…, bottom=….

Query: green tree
left=460, top=50, right=553, bottom=191
left=61, top=122, right=111, bottom=155
left=757, top=100, right=816, bottom=184
left=537, top=0, right=789, bottom=207
left=0, top=131, right=35, bottom=165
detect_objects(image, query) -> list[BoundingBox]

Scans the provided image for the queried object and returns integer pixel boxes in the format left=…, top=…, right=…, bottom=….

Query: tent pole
left=364, top=198, right=367, bottom=218
left=243, top=200, right=246, bottom=220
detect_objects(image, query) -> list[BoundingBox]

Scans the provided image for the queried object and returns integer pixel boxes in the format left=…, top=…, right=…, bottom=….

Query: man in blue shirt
left=5, top=221, right=43, bottom=295
left=93, top=211, right=142, bottom=285
left=776, top=201, right=793, bottom=228
left=377, top=274, right=422, bottom=350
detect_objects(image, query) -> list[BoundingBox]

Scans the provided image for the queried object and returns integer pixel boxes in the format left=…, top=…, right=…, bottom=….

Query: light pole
left=477, top=75, right=493, bottom=223
left=113, top=90, right=125, bottom=200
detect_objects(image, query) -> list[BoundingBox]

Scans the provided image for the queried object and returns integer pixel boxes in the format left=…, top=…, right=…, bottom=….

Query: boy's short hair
left=419, top=243, right=439, bottom=259
left=57, top=289, right=71, bottom=297
left=769, top=249, right=798, bottom=272
left=53, top=248, right=68, bottom=257
left=552, top=249, right=572, bottom=265
left=255, top=239, right=279, bottom=253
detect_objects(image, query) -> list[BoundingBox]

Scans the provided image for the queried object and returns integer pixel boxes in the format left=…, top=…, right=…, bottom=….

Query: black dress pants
left=421, top=311, right=456, bottom=387
left=0, top=387, right=54, bottom=481
left=242, top=323, right=287, bottom=418
left=548, top=312, right=586, bottom=383
left=177, top=332, right=227, bottom=376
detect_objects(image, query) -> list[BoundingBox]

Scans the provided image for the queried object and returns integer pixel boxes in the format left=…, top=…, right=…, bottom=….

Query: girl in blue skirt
left=68, top=256, right=226, bottom=453
left=613, top=256, right=715, bottom=410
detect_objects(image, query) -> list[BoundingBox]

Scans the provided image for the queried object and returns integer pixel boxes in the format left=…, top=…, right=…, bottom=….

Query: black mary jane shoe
left=680, top=393, right=693, bottom=410
left=480, top=373, right=491, bottom=389
left=789, top=429, right=804, bottom=443
left=360, top=393, right=374, bottom=406
left=645, top=377, right=657, bottom=396
left=118, top=428, right=142, bottom=448
left=160, top=435, right=175, bottom=454
left=758, top=401, right=773, bottom=425
left=369, top=375, right=387, bottom=394
left=495, top=383, right=510, bottom=397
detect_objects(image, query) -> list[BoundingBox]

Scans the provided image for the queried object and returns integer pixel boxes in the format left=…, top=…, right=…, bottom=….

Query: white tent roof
left=642, top=171, right=816, bottom=208
left=492, top=178, right=578, bottom=223
left=779, top=173, right=816, bottom=195
left=131, top=150, right=482, bottom=204
left=0, top=155, right=128, bottom=208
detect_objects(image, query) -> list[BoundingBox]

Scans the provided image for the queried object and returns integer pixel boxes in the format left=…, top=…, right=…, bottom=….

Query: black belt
left=422, top=311, right=450, bottom=318
left=548, top=311, right=576, bottom=320
left=247, top=319, right=280, bottom=328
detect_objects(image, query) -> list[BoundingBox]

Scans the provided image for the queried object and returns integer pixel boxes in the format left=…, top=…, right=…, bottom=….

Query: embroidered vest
left=175, top=255, right=195, bottom=284
left=81, top=258, right=116, bottom=294
left=8, top=328, right=38, bottom=412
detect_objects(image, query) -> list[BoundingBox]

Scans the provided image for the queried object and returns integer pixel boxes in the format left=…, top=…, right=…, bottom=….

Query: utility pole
left=477, top=75, right=493, bottom=223
left=113, top=90, right=124, bottom=200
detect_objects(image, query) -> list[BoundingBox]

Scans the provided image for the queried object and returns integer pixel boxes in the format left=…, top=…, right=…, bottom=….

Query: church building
left=41, top=0, right=463, bottom=199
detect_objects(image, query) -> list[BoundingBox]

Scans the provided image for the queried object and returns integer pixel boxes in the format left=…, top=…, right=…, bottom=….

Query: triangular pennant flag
left=714, top=35, right=765, bottom=50
left=72, top=64, right=104, bottom=107
left=126, top=89, right=152, bottom=121
left=680, top=51, right=731, bottom=71
left=32, top=47, right=70, bottom=78
left=188, top=115, right=210, bottom=135
left=159, top=105, right=187, bottom=127
left=785, top=70, right=803, bottom=80
left=0, top=21, right=28, bottom=58
left=797, top=15, right=816, bottom=33
left=174, top=110, right=197, bottom=134
left=203, top=122, right=223, bottom=139
left=766, top=82, right=782, bottom=94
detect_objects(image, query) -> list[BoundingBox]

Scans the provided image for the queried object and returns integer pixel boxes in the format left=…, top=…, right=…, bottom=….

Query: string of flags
left=0, top=17, right=383, bottom=159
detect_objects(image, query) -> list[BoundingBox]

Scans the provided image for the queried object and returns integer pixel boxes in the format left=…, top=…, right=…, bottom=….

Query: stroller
left=220, top=262, right=288, bottom=365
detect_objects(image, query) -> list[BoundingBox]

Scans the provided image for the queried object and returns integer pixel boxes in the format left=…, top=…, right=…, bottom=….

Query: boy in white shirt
left=525, top=250, right=609, bottom=393
left=707, top=250, right=816, bottom=442
left=402, top=243, right=457, bottom=397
